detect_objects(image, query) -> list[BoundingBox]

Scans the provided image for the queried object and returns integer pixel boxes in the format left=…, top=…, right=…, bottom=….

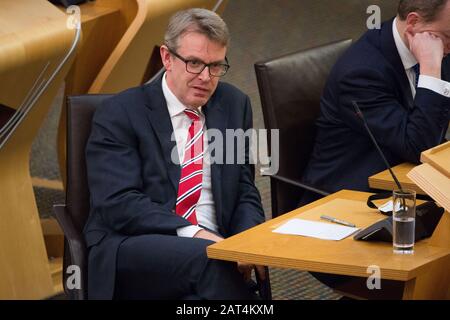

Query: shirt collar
left=161, top=72, right=203, bottom=118
left=392, top=17, right=418, bottom=70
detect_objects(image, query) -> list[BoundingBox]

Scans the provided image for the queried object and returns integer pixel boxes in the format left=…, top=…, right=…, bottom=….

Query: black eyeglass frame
left=167, top=47, right=230, bottom=77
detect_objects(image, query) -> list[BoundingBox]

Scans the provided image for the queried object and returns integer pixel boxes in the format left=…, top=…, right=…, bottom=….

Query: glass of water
left=392, top=189, right=416, bottom=254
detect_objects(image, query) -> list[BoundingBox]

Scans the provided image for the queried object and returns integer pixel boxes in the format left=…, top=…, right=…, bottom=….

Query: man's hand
left=237, top=262, right=266, bottom=282
left=193, top=229, right=224, bottom=242
left=193, top=231, right=266, bottom=282
left=406, top=31, right=444, bottom=78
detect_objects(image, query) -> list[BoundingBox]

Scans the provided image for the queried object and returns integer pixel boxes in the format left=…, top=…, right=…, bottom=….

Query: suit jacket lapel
left=203, top=90, right=227, bottom=231
left=380, top=18, right=414, bottom=109
left=142, top=78, right=180, bottom=195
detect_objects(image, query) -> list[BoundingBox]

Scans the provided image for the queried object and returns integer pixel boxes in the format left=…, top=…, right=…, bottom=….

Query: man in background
left=300, top=0, right=450, bottom=205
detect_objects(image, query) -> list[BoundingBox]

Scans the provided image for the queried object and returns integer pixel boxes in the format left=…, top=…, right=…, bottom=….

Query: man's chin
left=188, top=98, right=209, bottom=108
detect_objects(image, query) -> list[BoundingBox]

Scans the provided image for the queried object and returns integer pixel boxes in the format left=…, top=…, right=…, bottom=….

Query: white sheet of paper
left=272, top=218, right=360, bottom=241
left=379, top=200, right=403, bottom=213
left=379, top=200, right=393, bottom=213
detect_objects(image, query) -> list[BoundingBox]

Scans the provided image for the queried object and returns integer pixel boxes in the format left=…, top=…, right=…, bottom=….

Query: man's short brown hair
left=398, top=0, right=448, bottom=22
left=164, top=8, right=229, bottom=51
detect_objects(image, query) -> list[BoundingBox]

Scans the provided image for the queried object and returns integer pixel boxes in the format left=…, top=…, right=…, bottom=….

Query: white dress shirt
left=161, top=73, right=218, bottom=237
left=393, top=17, right=450, bottom=98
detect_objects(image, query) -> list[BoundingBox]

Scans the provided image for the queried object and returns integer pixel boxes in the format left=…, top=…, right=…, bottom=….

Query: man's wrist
left=418, top=75, right=450, bottom=98
left=420, top=64, right=442, bottom=79
left=194, top=229, right=224, bottom=242
left=177, top=225, right=203, bottom=238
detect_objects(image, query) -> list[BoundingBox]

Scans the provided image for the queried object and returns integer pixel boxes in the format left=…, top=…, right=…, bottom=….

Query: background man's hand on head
left=406, top=31, right=444, bottom=78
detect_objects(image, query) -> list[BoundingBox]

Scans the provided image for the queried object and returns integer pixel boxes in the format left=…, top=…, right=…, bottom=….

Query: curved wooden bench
left=0, top=0, right=77, bottom=299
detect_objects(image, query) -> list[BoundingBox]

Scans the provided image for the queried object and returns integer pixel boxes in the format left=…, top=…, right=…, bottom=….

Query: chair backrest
left=255, top=39, right=352, bottom=217
left=66, top=95, right=112, bottom=235
left=56, top=94, right=111, bottom=299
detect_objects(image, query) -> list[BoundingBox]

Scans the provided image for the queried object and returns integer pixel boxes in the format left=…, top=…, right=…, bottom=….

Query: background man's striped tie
left=175, top=109, right=204, bottom=224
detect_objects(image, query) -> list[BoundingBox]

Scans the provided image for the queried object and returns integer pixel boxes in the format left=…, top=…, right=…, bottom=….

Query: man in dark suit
left=300, top=0, right=450, bottom=205
left=84, top=8, right=265, bottom=299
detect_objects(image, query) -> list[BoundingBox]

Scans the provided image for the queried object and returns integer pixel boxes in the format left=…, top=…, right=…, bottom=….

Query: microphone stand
left=352, top=101, right=406, bottom=211
left=352, top=101, right=403, bottom=192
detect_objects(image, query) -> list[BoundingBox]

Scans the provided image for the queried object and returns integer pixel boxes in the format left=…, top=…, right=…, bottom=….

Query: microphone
left=351, top=100, right=404, bottom=192
left=351, top=101, right=444, bottom=243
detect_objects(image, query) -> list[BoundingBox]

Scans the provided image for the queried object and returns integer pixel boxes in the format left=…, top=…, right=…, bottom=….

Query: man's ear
left=405, top=24, right=414, bottom=38
left=160, top=45, right=172, bottom=71
left=405, top=12, right=421, bottom=34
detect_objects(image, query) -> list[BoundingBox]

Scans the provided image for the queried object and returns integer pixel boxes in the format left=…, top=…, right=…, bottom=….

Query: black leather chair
left=54, top=94, right=271, bottom=300
left=255, top=39, right=352, bottom=218
left=53, top=94, right=111, bottom=300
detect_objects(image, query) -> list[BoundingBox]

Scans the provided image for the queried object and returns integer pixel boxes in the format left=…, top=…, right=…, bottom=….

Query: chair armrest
left=53, top=204, right=87, bottom=300
left=53, top=204, right=86, bottom=249
left=265, top=173, right=330, bottom=196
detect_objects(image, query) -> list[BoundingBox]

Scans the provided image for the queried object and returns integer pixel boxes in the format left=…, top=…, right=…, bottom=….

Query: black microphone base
left=354, top=201, right=444, bottom=242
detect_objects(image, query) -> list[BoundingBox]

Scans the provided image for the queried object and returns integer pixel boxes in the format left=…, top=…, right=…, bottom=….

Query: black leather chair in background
left=53, top=94, right=111, bottom=300
left=255, top=39, right=352, bottom=218
left=54, top=94, right=271, bottom=300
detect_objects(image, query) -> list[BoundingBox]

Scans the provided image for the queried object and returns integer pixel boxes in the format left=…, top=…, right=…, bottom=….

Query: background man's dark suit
left=301, top=19, right=450, bottom=204
left=84, top=75, right=264, bottom=299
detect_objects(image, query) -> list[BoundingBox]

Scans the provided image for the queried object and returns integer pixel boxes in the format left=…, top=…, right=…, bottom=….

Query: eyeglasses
left=167, top=47, right=230, bottom=77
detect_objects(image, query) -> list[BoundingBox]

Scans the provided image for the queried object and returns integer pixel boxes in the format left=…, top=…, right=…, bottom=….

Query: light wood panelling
left=41, top=218, right=64, bottom=259
left=32, top=177, right=64, bottom=190
left=49, top=257, right=63, bottom=295
left=0, top=0, right=75, bottom=299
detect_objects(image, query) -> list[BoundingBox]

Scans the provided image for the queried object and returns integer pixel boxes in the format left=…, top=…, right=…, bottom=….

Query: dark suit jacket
left=84, top=75, right=264, bottom=299
left=301, top=19, right=450, bottom=203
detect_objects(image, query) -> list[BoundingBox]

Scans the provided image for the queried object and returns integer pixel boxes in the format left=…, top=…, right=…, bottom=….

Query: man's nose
left=198, top=66, right=211, bottom=81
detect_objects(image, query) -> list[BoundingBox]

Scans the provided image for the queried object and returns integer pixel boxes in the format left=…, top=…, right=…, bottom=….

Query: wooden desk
left=207, top=190, right=450, bottom=299
left=368, top=163, right=426, bottom=195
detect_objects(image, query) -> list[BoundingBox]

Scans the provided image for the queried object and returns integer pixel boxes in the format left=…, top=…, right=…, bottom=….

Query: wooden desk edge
left=368, top=163, right=426, bottom=195
left=207, top=190, right=450, bottom=282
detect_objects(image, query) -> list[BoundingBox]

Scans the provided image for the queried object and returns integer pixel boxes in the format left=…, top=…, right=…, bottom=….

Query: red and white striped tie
left=175, top=109, right=204, bottom=224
